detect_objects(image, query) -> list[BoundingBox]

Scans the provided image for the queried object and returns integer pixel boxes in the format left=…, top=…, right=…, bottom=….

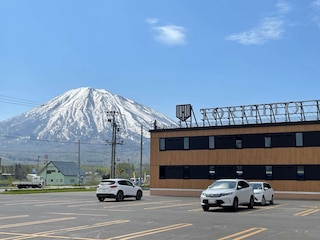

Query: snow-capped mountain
left=0, top=87, right=178, bottom=165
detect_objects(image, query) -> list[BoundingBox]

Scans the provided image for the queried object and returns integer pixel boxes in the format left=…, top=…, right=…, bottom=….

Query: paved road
left=0, top=191, right=320, bottom=239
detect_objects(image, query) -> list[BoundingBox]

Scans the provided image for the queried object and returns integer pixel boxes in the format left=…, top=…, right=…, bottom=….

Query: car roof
left=101, top=178, right=130, bottom=182
left=217, top=179, right=247, bottom=182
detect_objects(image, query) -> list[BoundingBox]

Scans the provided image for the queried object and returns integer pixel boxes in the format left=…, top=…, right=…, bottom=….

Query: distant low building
left=38, top=161, right=86, bottom=186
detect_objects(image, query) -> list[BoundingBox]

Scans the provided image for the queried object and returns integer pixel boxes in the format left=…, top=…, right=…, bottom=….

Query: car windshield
left=209, top=181, right=236, bottom=189
left=250, top=183, right=262, bottom=189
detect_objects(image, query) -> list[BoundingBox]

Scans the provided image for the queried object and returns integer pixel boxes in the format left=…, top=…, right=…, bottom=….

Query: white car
left=249, top=182, right=274, bottom=205
left=200, top=179, right=254, bottom=211
left=96, top=178, right=143, bottom=202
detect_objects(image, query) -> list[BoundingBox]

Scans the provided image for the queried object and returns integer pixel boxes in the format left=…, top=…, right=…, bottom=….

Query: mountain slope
left=0, top=87, right=178, bottom=165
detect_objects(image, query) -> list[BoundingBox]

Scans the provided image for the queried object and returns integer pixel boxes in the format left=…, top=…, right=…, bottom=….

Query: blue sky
left=1, top=0, right=320, bottom=122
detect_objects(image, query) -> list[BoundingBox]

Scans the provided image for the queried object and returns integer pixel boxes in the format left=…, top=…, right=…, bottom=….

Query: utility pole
left=78, top=140, right=81, bottom=185
left=107, top=111, right=122, bottom=179
left=139, top=125, right=143, bottom=187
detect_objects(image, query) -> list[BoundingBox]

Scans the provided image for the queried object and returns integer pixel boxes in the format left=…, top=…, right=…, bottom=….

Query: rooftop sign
left=200, top=100, right=320, bottom=126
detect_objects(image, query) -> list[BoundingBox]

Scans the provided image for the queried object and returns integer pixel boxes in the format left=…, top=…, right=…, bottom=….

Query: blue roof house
left=38, top=161, right=86, bottom=186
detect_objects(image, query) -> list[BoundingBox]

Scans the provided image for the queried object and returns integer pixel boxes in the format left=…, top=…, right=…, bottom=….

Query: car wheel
left=116, top=191, right=124, bottom=201
left=270, top=195, right=274, bottom=205
left=202, top=205, right=209, bottom=211
left=248, top=196, right=254, bottom=209
left=98, top=197, right=105, bottom=202
left=261, top=196, right=266, bottom=206
left=232, top=197, right=238, bottom=211
left=136, top=190, right=142, bottom=200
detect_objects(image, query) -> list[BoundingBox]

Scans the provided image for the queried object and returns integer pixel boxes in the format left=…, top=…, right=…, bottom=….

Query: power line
left=0, top=135, right=107, bottom=146
left=0, top=95, right=41, bottom=107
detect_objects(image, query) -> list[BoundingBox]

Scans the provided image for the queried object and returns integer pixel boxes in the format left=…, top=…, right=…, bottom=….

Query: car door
left=124, top=180, right=137, bottom=196
left=237, top=181, right=251, bottom=204
left=263, top=183, right=272, bottom=201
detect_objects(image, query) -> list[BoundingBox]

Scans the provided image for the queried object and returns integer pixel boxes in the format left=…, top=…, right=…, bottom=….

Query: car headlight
left=220, top=192, right=233, bottom=197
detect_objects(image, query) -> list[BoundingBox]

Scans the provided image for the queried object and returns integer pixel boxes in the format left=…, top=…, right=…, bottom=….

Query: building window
left=160, top=138, right=165, bottom=151
left=265, top=136, right=272, bottom=148
left=159, top=166, right=165, bottom=179
left=236, top=166, right=243, bottom=177
left=236, top=136, right=242, bottom=149
left=183, top=166, right=190, bottom=179
left=266, top=166, right=272, bottom=179
left=209, top=166, right=215, bottom=179
left=184, top=137, right=189, bottom=150
left=209, top=136, right=215, bottom=149
left=297, top=166, right=305, bottom=180
left=296, top=132, right=303, bottom=147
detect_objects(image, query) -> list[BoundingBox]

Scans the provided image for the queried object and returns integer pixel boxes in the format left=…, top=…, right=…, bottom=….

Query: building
left=38, top=161, right=86, bottom=186
left=150, top=100, right=320, bottom=200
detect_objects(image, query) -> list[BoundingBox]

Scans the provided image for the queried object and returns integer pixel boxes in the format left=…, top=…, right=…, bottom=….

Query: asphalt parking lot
left=0, top=191, right=320, bottom=239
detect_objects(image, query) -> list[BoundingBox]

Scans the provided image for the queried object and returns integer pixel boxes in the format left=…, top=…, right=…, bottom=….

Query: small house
left=38, top=161, right=86, bottom=186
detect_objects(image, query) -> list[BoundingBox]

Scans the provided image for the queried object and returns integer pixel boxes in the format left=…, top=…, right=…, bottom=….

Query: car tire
left=202, top=205, right=209, bottom=211
left=261, top=196, right=266, bottom=206
left=232, top=197, right=238, bottom=211
left=116, top=191, right=124, bottom=202
left=270, top=195, right=274, bottom=205
left=136, top=190, right=142, bottom=200
left=248, top=196, right=254, bottom=209
left=98, top=197, right=105, bottom=202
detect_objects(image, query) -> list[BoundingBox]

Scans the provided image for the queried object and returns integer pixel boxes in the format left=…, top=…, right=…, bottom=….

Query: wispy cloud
left=226, top=17, right=284, bottom=45
left=146, top=18, right=186, bottom=46
left=152, top=25, right=186, bottom=46
left=145, top=18, right=158, bottom=25
left=226, top=1, right=290, bottom=45
left=276, top=1, right=291, bottom=14
left=311, top=0, right=320, bottom=10
left=311, top=0, right=320, bottom=28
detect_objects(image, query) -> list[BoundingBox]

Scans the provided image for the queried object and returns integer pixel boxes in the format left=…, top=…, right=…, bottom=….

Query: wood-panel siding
left=150, top=122, right=320, bottom=199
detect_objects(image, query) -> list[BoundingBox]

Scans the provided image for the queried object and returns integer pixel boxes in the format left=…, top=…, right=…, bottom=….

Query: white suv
left=96, top=178, right=143, bottom=202
left=200, top=179, right=254, bottom=211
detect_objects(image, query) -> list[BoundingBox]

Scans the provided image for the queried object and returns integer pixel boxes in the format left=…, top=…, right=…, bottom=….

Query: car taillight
left=110, top=185, right=117, bottom=188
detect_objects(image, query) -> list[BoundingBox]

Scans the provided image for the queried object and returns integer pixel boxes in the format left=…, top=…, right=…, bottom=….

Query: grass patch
left=0, top=187, right=96, bottom=194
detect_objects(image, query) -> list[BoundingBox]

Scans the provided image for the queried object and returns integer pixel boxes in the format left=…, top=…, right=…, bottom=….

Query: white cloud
left=146, top=18, right=158, bottom=25
left=311, top=0, right=320, bottom=28
left=276, top=1, right=291, bottom=14
left=311, top=0, right=320, bottom=10
left=152, top=25, right=186, bottom=46
left=226, top=17, right=284, bottom=45
left=226, top=1, right=290, bottom=45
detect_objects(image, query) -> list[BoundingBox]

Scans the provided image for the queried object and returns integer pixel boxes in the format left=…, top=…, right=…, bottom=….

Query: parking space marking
left=242, top=204, right=287, bottom=214
left=105, top=223, right=193, bottom=240
left=0, top=217, right=75, bottom=229
left=188, top=208, right=202, bottom=212
left=0, top=220, right=130, bottom=240
left=69, top=199, right=181, bottom=208
left=4, top=200, right=67, bottom=206
left=36, top=200, right=95, bottom=207
left=51, top=212, right=109, bottom=217
left=217, top=227, right=267, bottom=240
left=294, top=208, right=320, bottom=216
left=144, top=202, right=198, bottom=210
left=0, top=215, right=28, bottom=220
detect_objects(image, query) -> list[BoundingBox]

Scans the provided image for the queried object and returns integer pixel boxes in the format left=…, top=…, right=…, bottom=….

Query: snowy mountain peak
left=0, top=87, right=178, bottom=164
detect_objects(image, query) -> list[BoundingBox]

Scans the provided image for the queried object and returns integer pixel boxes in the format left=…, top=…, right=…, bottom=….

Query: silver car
left=96, top=178, right=143, bottom=202
left=200, top=179, right=254, bottom=211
